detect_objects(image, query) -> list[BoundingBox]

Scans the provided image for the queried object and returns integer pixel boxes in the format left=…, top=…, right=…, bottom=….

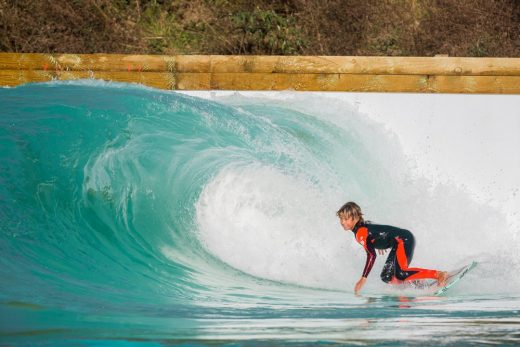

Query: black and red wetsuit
left=352, top=221, right=438, bottom=283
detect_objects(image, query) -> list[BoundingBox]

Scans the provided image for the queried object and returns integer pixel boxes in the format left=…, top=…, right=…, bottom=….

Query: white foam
left=188, top=91, right=520, bottom=294
left=196, top=163, right=357, bottom=289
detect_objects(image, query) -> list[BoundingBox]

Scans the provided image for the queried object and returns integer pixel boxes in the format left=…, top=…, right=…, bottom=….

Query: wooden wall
left=1, top=53, right=519, bottom=93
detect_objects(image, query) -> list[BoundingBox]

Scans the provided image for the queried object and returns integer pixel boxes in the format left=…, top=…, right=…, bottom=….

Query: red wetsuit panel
left=395, top=237, right=438, bottom=281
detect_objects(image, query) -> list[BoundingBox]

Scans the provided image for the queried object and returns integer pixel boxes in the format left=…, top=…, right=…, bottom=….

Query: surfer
left=337, top=201, right=448, bottom=294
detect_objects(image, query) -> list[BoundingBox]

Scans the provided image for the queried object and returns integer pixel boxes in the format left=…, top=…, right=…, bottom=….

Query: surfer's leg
left=437, top=271, right=448, bottom=286
left=394, top=236, right=440, bottom=282
left=380, top=244, right=397, bottom=283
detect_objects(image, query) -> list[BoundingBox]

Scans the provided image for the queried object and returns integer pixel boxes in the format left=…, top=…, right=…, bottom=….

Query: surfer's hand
left=354, top=277, right=367, bottom=295
left=377, top=249, right=387, bottom=255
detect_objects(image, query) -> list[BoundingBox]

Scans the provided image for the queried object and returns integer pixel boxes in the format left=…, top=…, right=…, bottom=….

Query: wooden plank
left=0, top=71, right=428, bottom=92
left=205, top=73, right=520, bottom=93
left=0, top=69, right=51, bottom=86
left=207, top=73, right=429, bottom=92
left=429, top=75, right=520, bottom=94
left=0, top=70, right=214, bottom=90
left=3, top=70, right=520, bottom=93
left=208, top=55, right=520, bottom=76
left=0, top=54, right=211, bottom=73
left=1, top=53, right=520, bottom=76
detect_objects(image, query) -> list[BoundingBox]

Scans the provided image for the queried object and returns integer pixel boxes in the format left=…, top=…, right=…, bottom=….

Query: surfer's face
left=338, top=213, right=359, bottom=231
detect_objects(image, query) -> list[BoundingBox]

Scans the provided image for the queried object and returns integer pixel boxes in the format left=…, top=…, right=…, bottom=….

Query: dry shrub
left=155, top=0, right=306, bottom=55
left=292, top=0, right=520, bottom=56
left=0, top=0, right=518, bottom=56
left=291, top=0, right=370, bottom=55
left=0, top=0, right=144, bottom=53
left=413, top=0, right=520, bottom=57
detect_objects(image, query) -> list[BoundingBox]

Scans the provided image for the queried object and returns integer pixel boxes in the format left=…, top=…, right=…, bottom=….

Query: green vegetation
left=229, top=7, right=306, bottom=54
left=1, top=0, right=518, bottom=56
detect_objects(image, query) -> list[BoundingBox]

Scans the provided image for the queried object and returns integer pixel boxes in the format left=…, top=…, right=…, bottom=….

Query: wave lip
left=1, top=81, right=355, bottom=308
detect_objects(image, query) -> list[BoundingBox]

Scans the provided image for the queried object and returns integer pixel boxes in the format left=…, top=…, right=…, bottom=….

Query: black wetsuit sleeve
left=362, top=239, right=376, bottom=278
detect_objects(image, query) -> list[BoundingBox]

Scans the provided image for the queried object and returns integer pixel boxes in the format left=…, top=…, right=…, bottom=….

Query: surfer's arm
left=354, top=276, right=366, bottom=294
left=355, top=240, right=376, bottom=294
left=361, top=239, right=376, bottom=278
left=354, top=228, right=376, bottom=278
left=355, top=242, right=374, bottom=294
left=353, top=228, right=376, bottom=294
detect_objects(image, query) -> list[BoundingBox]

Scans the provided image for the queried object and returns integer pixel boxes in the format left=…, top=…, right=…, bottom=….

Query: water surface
left=1, top=81, right=519, bottom=346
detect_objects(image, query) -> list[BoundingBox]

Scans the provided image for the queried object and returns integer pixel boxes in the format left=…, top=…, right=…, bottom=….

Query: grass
left=1, top=0, right=518, bottom=56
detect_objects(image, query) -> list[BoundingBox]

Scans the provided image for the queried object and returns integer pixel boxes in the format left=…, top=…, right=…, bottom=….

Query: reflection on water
left=2, top=294, right=520, bottom=346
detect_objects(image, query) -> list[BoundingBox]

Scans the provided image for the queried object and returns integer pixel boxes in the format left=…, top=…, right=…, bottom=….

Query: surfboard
left=434, top=261, right=477, bottom=296
left=392, top=261, right=477, bottom=294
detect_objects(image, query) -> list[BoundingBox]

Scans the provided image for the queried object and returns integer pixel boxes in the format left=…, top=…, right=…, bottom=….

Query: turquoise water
left=1, top=81, right=519, bottom=346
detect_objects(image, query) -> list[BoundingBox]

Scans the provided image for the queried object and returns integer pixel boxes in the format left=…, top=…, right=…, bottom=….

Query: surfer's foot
left=437, top=271, right=448, bottom=286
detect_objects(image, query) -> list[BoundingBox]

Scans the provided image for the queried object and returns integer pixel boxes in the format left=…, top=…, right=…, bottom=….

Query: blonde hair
left=336, top=201, right=364, bottom=223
